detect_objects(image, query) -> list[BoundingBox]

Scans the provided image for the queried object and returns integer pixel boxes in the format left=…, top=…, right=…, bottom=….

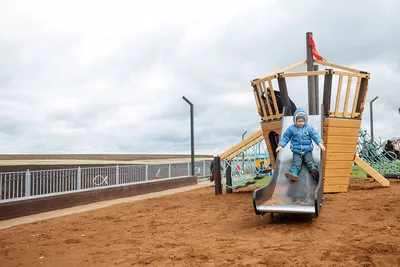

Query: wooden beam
left=260, top=120, right=281, bottom=132
left=220, top=130, right=264, bottom=160
left=257, top=60, right=307, bottom=81
left=324, top=168, right=352, bottom=177
left=325, top=144, right=357, bottom=153
left=324, top=184, right=349, bottom=193
left=332, top=71, right=369, bottom=78
left=351, top=77, right=362, bottom=117
left=354, top=155, right=390, bottom=187
left=255, top=83, right=269, bottom=120
left=261, top=81, right=276, bottom=119
left=343, top=76, right=352, bottom=115
left=277, top=74, right=292, bottom=116
left=324, top=135, right=358, bottom=145
left=262, top=114, right=282, bottom=121
left=324, top=160, right=354, bottom=169
left=314, top=59, right=365, bottom=74
left=358, top=77, right=370, bottom=117
left=324, top=127, right=360, bottom=137
left=279, top=70, right=327, bottom=78
left=328, top=111, right=360, bottom=118
left=324, top=152, right=355, bottom=161
left=253, top=87, right=263, bottom=117
left=267, top=79, right=280, bottom=115
left=324, top=177, right=351, bottom=186
left=323, top=69, right=333, bottom=116
left=334, top=74, right=343, bottom=116
left=323, top=118, right=361, bottom=128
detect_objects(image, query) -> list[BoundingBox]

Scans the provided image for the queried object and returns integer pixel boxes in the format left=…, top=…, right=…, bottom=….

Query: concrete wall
left=0, top=176, right=197, bottom=221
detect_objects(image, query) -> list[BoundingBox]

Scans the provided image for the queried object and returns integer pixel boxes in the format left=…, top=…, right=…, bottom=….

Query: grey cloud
left=0, top=1, right=399, bottom=154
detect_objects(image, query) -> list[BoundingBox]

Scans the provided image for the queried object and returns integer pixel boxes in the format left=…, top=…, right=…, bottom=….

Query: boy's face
left=296, top=118, right=305, bottom=128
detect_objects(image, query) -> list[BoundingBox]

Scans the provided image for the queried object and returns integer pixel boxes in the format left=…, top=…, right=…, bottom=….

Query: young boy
left=275, top=108, right=326, bottom=182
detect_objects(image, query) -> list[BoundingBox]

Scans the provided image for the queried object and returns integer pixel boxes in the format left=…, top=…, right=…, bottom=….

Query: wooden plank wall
left=323, top=118, right=361, bottom=193
left=261, top=121, right=281, bottom=169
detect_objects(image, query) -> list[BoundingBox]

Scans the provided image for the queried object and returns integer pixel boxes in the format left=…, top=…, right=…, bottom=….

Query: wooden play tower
left=250, top=32, right=389, bottom=193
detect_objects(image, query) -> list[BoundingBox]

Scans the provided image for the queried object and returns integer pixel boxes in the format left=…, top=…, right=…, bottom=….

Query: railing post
left=356, top=72, right=369, bottom=114
left=77, top=167, right=81, bottom=190
left=226, top=161, right=232, bottom=194
left=188, top=162, right=190, bottom=176
left=145, top=164, right=148, bottom=181
left=277, top=73, right=292, bottom=116
left=168, top=164, right=171, bottom=178
left=25, top=169, right=31, bottom=197
left=116, top=165, right=120, bottom=185
left=314, top=65, right=320, bottom=115
left=214, top=157, right=222, bottom=195
left=323, top=69, right=333, bottom=116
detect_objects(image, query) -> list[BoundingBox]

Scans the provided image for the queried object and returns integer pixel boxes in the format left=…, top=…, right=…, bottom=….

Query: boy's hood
left=293, top=108, right=308, bottom=124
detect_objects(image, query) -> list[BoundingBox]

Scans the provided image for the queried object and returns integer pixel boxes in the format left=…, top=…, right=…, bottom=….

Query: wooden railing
left=250, top=59, right=370, bottom=121
left=325, top=70, right=369, bottom=118
left=252, top=81, right=281, bottom=121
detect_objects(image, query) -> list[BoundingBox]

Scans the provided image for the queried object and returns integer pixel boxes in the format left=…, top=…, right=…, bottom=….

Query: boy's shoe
left=285, top=172, right=298, bottom=182
left=311, top=168, right=319, bottom=181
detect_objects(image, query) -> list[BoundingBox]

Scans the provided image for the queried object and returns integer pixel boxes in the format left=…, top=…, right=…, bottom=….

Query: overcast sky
left=0, top=0, right=399, bottom=155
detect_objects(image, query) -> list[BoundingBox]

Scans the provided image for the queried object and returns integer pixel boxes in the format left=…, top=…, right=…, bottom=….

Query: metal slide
left=252, top=113, right=324, bottom=217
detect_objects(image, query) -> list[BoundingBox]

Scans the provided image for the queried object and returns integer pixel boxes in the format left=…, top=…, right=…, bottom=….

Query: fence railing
left=0, top=160, right=212, bottom=201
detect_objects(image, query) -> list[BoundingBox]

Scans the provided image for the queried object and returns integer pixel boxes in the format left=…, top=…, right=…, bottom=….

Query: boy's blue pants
left=289, top=151, right=318, bottom=176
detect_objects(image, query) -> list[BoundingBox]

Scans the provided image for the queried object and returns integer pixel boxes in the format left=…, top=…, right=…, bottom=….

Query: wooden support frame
left=323, top=69, right=333, bottom=116
left=220, top=130, right=264, bottom=160
left=254, top=83, right=269, bottom=120
left=279, top=70, right=328, bottom=78
left=354, top=156, right=390, bottom=187
left=251, top=59, right=371, bottom=121
left=252, top=77, right=283, bottom=122
left=314, top=59, right=369, bottom=75
left=247, top=41, right=375, bottom=193
left=332, top=70, right=369, bottom=78
left=355, top=74, right=369, bottom=116
left=266, top=80, right=280, bottom=119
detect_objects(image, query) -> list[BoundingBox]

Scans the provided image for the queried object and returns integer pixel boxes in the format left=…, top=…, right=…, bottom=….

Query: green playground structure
left=357, top=129, right=400, bottom=178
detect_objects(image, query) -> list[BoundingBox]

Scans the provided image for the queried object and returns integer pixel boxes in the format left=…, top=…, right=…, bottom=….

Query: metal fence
left=0, top=160, right=212, bottom=201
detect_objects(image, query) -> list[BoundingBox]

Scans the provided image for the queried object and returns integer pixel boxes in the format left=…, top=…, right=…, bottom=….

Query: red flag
left=308, top=34, right=326, bottom=61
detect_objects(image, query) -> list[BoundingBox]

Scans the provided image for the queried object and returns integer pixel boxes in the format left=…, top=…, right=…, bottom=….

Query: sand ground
left=1, top=178, right=400, bottom=267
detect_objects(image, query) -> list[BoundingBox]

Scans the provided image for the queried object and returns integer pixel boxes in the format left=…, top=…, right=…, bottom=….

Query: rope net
left=221, top=138, right=271, bottom=190
left=357, top=129, right=400, bottom=177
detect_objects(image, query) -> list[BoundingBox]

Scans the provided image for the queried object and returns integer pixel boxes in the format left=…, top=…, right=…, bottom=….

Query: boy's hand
left=276, top=146, right=283, bottom=153
left=319, top=143, right=326, bottom=151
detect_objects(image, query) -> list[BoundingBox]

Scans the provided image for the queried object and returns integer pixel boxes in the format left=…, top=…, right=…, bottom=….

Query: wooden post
left=314, top=65, right=320, bottom=115
left=226, top=161, right=232, bottom=194
left=323, top=69, right=333, bottom=116
left=277, top=73, right=292, bottom=116
left=355, top=72, right=368, bottom=113
left=306, top=32, right=316, bottom=115
left=214, top=156, right=223, bottom=195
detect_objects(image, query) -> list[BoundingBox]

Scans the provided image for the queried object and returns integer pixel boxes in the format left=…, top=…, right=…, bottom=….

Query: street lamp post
left=182, top=96, right=195, bottom=176
left=370, top=96, right=378, bottom=140
left=242, top=131, right=247, bottom=141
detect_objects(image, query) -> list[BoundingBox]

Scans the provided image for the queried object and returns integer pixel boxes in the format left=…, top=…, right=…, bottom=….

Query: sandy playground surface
left=1, top=178, right=400, bottom=267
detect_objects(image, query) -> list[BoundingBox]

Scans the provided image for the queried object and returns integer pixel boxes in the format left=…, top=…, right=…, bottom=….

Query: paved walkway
left=0, top=181, right=213, bottom=230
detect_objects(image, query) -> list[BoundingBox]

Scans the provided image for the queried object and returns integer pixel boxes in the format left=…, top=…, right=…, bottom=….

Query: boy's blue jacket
left=278, top=108, right=323, bottom=153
